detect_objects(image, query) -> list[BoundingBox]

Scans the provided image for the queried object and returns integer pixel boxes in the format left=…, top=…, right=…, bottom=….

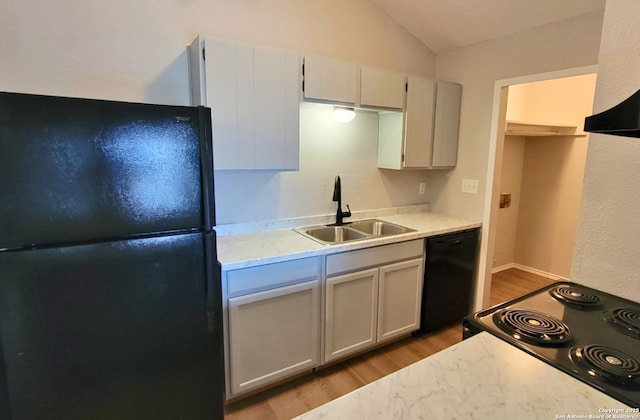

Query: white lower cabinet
left=324, top=240, right=424, bottom=363
left=224, top=257, right=320, bottom=398
left=223, top=240, right=424, bottom=398
left=325, top=268, right=379, bottom=362
left=228, top=281, right=319, bottom=396
left=377, top=259, right=423, bottom=342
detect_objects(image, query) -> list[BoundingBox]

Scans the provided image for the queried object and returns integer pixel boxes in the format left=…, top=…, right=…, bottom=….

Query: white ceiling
left=370, top=0, right=605, bottom=54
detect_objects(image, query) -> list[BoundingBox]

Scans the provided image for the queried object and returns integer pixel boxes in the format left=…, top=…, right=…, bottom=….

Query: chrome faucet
left=331, top=175, right=351, bottom=226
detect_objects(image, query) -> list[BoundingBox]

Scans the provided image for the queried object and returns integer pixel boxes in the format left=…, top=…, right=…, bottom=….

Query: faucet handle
left=343, top=204, right=352, bottom=218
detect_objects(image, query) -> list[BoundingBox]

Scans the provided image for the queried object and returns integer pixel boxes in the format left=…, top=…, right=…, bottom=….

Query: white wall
left=434, top=11, right=603, bottom=308
left=0, top=0, right=436, bottom=225
left=215, top=105, right=435, bottom=223
left=516, top=135, right=589, bottom=278
left=571, top=0, right=640, bottom=301
left=1, top=0, right=434, bottom=104
left=494, top=135, right=525, bottom=269
left=433, top=11, right=603, bottom=221
left=507, top=74, right=598, bottom=128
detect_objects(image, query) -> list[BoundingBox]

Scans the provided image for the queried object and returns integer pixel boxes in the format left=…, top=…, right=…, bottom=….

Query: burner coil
left=604, top=307, right=640, bottom=339
left=493, top=308, right=572, bottom=346
left=570, top=345, right=640, bottom=386
left=549, top=285, right=602, bottom=308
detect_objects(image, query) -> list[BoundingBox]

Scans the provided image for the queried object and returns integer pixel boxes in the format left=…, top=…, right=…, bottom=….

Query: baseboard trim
left=492, top=263, right=569, bottom=281
left=492, top=262, right=515, bottom=273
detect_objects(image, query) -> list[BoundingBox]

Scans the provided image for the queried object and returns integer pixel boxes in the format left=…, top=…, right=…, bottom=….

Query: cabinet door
left=200, top=38, right=242, bottom=170
left=228, top=280, right=319, bottom=396
left=194, top=38, right=300, bottom=170
left=252, top=47, right=301, bottom=170
left=303, top=55, right=357, bottom=105
left=377, top=112, right=404, bottom=170
left=403, top=75, right=436, bottom=168
left=325, top=269, right=378, bottom=363
left=432, top=81, right=462, bottom=168
left=377, top=258, right=423, bottom=343
left=360, top=67, right=405, bottom=110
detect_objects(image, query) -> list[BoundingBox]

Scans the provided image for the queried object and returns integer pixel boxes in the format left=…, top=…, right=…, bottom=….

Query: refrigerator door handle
left=204, top=231, right=222, bottom=333
left=205, top=261, right=221, bottom=333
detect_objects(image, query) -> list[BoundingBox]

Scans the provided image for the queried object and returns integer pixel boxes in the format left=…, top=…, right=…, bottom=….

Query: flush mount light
left=332, top=106, right=356, bottom=123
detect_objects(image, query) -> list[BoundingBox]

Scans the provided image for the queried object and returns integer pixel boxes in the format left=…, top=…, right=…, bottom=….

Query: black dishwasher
left=419, top=228, right=479, bottom=333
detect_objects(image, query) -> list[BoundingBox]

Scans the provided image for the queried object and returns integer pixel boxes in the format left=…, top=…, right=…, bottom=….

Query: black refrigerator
left=0, top=92, right=224, bottom=419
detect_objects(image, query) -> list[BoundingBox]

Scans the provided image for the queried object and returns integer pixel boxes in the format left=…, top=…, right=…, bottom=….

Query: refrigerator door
left=0, top=232, right=223, bottom=419
left=0, top=92, right=215, bottom=250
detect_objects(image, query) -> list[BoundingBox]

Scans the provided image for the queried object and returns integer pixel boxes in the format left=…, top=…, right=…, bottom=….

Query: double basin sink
left=294, top=219, right=416, bottom=245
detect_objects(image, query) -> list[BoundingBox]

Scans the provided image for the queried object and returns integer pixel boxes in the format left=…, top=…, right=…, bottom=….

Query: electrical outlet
left=419, top=182, right=426, bottom=195
left=462, top=178, right=479, bottom=194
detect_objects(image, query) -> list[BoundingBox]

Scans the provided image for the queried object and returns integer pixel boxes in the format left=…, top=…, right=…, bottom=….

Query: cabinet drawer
left=226, top=257, right=320, bottom=297
left=326, top=239, right=423, bottom=276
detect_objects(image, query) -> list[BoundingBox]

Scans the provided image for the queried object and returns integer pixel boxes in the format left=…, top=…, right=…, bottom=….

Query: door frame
left=476, top=64, right=598, bottom=310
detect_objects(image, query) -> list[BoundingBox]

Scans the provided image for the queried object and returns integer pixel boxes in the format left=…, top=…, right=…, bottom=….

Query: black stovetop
left=463, top=281, right=640, bottom=408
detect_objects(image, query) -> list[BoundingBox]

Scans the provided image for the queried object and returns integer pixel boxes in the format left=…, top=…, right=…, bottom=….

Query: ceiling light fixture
left=332, top=106, right=356, bottom=123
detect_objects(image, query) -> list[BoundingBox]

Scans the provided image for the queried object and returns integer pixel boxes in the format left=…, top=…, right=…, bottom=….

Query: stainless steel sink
left=349, top=219, right=412, bottom=236
left=295, top=226, right=367, bottom=245
left=294, top=219, right=415, bottom=245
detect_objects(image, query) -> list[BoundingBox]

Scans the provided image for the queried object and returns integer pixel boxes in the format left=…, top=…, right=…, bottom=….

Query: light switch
left=462, top=179, right=478, bottom=194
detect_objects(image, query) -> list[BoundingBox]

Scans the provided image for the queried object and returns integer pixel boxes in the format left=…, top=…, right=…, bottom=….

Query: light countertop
left=294, top=332, right=631, bottom=419
left=215, top=207, right=481, bottom=270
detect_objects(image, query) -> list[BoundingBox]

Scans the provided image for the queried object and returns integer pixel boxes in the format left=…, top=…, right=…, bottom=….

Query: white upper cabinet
left=432, top=81, right=462, bottom=168
left=403, top=76, right=437, bottom=168
left=360, top=67, right=405, bottom=110
left=302, top=55, right=358, bottom=105
left=377, top=76, right=461, bottom=170
left=302, top=57, right=405, bottom=110
left=189, top=36, right=300, bottom=171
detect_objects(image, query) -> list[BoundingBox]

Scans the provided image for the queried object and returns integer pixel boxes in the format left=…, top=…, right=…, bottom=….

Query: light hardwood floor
left=489, top=268, right=556, bottom=307
left=224, top=268, right=555, bottom=419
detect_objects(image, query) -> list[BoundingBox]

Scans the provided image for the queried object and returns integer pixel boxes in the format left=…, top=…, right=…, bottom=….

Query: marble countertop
left=295, top=332, right=631, bottom=419
left=215, top=207, right=481, bottom=270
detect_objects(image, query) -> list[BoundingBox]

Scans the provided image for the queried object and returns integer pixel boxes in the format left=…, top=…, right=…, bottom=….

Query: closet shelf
left=505, top=121, right=587, bottom=137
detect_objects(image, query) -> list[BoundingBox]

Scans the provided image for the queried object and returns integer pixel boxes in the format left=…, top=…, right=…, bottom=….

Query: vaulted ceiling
left=370, top=0, right=605, bottom=54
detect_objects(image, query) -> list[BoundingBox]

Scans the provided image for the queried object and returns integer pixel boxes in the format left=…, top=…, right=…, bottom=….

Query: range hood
left=584, top=89, right=640, bottom=138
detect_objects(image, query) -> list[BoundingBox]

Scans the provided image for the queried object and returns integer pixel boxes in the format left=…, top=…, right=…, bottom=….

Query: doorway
left=475, top=66, right=598, bottom=310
